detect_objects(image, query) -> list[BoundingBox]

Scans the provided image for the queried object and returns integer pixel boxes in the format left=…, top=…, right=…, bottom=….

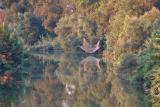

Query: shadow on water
left=0, top=50, right=144, bottom=107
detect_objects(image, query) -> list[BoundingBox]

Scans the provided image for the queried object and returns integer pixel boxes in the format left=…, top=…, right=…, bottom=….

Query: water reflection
left=65, top=84, right=76, bottom=95
left=80, top=56, right=101, bottom=72
left=0, top=52, right=140, bottom=107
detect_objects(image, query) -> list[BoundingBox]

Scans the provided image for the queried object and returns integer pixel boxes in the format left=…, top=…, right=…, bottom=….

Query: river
left=1, top=50, right=143, bottom=107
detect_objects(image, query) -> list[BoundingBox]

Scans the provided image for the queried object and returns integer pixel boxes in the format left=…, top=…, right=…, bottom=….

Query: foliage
left=14, top=13, right=38, bottom=45
left=108, top=7, right=160, bottom=66
left=1, top=1, right=160, bottom=107
left=15, top=13, right=48, bottom=45
left=31, top=0, right=67, bottom=31
left=150, top=67, right=160, bottom=107
left=55, top=14, right=100, bottom=51
left=0, top=26, right=31, bottom=107
left=132, top=26, right=160, bottom=84
left=118, top=15, right=160, bottom=107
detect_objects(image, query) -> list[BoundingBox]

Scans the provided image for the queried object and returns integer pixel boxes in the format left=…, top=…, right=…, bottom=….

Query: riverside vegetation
left=0, top=0, right=160, bottom=107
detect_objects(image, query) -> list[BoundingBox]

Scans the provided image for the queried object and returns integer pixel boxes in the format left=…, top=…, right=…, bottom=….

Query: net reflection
left=79, top=56, right=101, bottom=72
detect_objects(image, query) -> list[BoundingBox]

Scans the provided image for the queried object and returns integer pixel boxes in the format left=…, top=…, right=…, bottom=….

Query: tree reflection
left=80, top=56, right=101, bottom=72
left=18, top=52, right=139, bottom=107
left=54, top=53, right=139, bottom=107
left=18, top=60, right=64, bottom=107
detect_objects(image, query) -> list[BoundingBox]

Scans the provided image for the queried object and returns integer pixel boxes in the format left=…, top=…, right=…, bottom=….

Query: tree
left=15, top=13, right=45, bottom=45
left=150, top=67, right=160, bottom=107
left=0, top=26, right=31, bottom=107
left=54, top=14, right=100, bottom=51
left=132, top=24, right=160, bottom=90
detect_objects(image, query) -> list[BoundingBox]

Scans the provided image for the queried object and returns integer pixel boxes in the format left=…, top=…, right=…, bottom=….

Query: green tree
left=0, top=26, right=31, bottom=107
left=132, top=24, right=160, bottom=92
left=15, top=13, right=45, bottom=45
left=54, top=14, right=99, bottom=51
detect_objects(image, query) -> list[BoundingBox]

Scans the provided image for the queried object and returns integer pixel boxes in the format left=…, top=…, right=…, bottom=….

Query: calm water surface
left=2, top=51, right=141, bottom=107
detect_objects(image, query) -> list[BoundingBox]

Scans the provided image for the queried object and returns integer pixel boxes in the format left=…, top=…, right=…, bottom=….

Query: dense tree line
left=0, top=0, right=160, bottom=107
